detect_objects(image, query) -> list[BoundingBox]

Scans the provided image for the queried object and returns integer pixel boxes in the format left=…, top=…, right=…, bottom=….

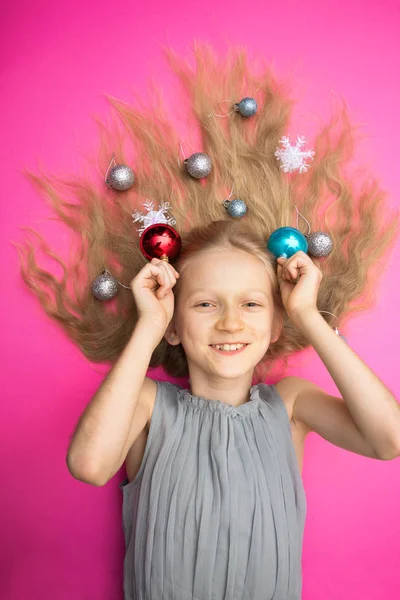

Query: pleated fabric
left=119, top=380, right=307, bottom=600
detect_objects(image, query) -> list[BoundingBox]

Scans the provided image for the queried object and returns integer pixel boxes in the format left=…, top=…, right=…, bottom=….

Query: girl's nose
left=216, top=308, right=244, bottom=331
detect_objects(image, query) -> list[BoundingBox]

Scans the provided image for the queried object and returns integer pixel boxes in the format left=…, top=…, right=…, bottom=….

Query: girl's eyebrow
left=187, top=288, right=269, bottom=299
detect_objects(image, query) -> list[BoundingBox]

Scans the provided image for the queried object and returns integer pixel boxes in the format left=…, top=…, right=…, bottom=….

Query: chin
left=210, top=363, right=251, bottom=378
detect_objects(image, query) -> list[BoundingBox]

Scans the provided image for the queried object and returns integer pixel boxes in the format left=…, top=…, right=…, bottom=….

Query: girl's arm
left=66, top=319, right=160, bottom=486
left=292, top=310, right=400, bottom=460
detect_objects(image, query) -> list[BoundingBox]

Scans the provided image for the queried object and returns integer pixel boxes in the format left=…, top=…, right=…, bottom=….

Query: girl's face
left=170, top=248, right=280, bottom=383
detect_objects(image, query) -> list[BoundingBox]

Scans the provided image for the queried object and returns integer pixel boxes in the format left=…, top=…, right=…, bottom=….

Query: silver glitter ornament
left=334, top=327, right=347, bottom=343
left=307, top=231, right=333, bottom=257
left=234, top=97, right=257, bottom=117
left=224, top=198, right=248, bottom=218
left=106, top=164, right=135, bottom=191
left=91, top=271, right=119, bottom=301
left=184, top=153, right=212, bottom=178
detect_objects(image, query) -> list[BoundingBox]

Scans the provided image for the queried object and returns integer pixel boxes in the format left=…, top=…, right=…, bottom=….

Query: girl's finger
left=281, top=264, right=290, bottom=280
left=146, top=263, right=163, bottom=284
left=154, top=268, right=166, bottom=290
left=142, top=265, right=166, bottom=294
left=165, top=262, right=178, bottom=289
left=161, top=261, right=178, bottom=281
left=156, top=269, right=169, bottom=297
left=158, top=262, right=177, bottom=297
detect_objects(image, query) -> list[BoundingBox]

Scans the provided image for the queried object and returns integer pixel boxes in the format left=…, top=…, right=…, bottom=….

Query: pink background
left=2, top=1, right=400, bottom=598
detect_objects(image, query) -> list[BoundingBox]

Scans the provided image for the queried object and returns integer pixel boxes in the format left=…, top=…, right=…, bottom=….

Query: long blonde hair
left=15, top=42, right=399, bottom=383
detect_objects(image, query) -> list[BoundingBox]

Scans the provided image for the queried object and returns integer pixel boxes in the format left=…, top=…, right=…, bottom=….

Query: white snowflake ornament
left=132, top=200, right=177, bottom=236
left=275, top=135, right=315, bottom=174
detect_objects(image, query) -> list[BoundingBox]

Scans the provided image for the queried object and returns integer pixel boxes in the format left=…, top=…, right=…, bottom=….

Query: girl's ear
left=271, top=315, right=283, bottom=343
left=271, top=331, right=279, bottom=344
left=164, top=326, right=181, bottom=346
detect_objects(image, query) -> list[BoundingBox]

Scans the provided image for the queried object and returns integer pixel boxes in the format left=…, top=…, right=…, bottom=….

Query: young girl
left=17, top=43, right=400, bottom=599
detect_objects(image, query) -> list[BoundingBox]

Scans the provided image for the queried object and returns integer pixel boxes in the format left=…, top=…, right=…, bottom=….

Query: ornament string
left=104, top=154, right=117, bottom=183
left=178, top=143, right=186, bottom=168
left=103, top=268, right=131, bottom=290
left=208, top=100, right=236, bottom=118
left=294, top=203, right=311, bottom=236
left=222, top=176, right=247, bottom=207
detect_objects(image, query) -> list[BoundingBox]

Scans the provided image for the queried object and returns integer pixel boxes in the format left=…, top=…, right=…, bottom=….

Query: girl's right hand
left=130, top=258, right=180, bottom=337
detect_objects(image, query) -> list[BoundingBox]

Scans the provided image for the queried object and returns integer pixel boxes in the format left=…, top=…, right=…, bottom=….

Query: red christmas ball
left=140, top=224, right=182, bottom=262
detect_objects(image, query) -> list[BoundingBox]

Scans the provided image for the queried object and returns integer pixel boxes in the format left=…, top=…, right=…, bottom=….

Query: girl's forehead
left=178, top=256, right=272, bottom=298
left=181, top=248, right=265, bottom=271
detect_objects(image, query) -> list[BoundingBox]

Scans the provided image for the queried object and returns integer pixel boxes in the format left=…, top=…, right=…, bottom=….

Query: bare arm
left=66, top=320, right=160, bottom=486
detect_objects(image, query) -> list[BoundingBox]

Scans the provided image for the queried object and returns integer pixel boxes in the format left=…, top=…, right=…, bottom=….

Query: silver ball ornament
left=91, top=272, right=119, bottom=301
left=234, top=97, right=257, bottom=117
left=307, top=231, right=333, bottom=257
left=334, top=327, right=347, bottom=344
left=225, top=199, right=248, bottom=218
left=106, top=164, right=135, bottom=191
left=184, top=153, right=212, bottom=178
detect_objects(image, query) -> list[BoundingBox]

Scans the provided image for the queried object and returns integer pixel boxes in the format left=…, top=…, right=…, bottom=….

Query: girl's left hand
left=276, top=251, right=323, bottom=322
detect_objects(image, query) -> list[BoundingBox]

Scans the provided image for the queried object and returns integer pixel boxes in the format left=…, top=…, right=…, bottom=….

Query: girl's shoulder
left=144, top=378, right=183, bottom=422
left=273, top=376, right=300, bottom=424
left=273, top=376, right=315, bottom=441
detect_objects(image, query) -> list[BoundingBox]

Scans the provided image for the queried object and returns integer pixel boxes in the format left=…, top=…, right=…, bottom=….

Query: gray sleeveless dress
left=119, top=380, right=307, bottom=600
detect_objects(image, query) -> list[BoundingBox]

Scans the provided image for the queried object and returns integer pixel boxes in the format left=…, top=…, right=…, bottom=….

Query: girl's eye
left=195, top=302, right=260, bottom=308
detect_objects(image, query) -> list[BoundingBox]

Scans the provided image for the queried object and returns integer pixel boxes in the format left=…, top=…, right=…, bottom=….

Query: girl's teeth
left=213, top=344, right=245, bottom=351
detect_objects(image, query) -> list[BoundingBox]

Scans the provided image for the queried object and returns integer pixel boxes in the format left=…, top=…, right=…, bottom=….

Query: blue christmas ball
left=226, top=199, right=247, bottom=218
left=266, top=227, right=308, bottom=259
left=234, top=97, right=257, bottom=117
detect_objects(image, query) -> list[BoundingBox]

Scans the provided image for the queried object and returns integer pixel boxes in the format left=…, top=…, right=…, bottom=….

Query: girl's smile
left=209, top=343, right=250, bottom=355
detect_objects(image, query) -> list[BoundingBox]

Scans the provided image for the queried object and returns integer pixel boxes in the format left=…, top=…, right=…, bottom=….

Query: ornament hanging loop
left=208, top=100, right=236, bottom=119
left=318, top=310, right=337, bottom=320
left=177, top=142, right=186, bottom=168
left=222, top=175, right=247, bottom=204
left=104, top=154, right=117, bottom=184
left=294, top=203, right=311, bottom=237
left=104, top=268, right=131, bottom=289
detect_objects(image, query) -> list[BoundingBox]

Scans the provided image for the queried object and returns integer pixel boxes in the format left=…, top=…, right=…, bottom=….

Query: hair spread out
left=14, top=41, right=399, bottom=383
